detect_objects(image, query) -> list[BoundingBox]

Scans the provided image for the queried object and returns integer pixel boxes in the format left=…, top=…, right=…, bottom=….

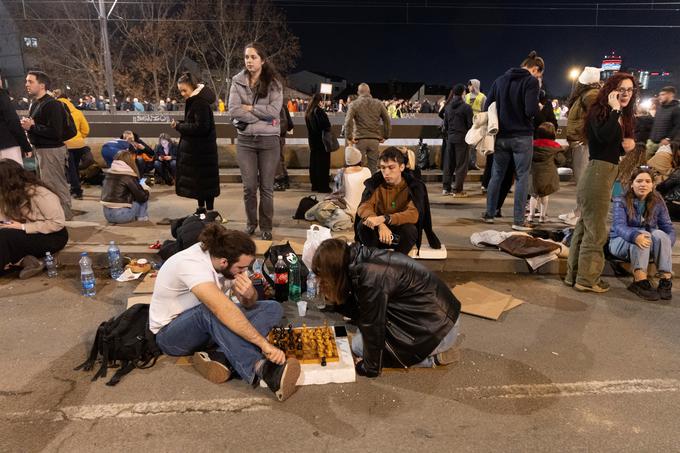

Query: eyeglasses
left=617, top=88, right=636, bottom=95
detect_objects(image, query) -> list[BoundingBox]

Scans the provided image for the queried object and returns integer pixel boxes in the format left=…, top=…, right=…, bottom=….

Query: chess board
left=268, top=324, right=340, bottom=365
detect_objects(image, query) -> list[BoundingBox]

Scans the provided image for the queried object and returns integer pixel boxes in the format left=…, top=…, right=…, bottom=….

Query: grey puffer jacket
left=228, top=70, right=283, bottom=136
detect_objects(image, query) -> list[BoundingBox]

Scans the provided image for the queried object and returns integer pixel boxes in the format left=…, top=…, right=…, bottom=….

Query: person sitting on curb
left=153, top=133, right=177, bottom=185
left=0, top=159, right=68, bottom=279
left=100, top=151, right=150, bottom=224
left=149, top=224, right=300, bottom=402
left=312, top=238, right=462, bottom=378
left=608, top=167, right=675, bottom=301
left=355, top=146, right=441, bottom=256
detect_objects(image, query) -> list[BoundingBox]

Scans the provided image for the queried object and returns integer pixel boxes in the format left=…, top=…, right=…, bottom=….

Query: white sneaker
left=558, top=212, right=576, bottom=221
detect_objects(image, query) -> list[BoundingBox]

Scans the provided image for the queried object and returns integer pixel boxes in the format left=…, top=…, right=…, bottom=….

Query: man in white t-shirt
left=150, top=224, right=300, bottom=402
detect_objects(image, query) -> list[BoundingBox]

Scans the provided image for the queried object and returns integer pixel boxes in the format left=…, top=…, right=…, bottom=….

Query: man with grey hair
left=343, top=83, right=391, bottom=173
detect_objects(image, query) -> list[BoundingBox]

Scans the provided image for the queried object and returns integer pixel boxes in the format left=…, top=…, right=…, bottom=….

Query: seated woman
left=609, top=168, right=675, bottom=301
left=153, top=133, right=177, bottom=185
left=338, top=146, right=372, bottom=218
left=656, top=165, right=680, bottom=221
left=0, top=159, right=69, bottom=279
left=312, top=238, right=462, bottom=378
left=101, top=151, right=150, bottom=224
left=647, top=141, right=679, bottom=183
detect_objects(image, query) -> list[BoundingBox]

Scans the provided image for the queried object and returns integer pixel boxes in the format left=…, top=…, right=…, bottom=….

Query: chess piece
left=321, top=356, right=327, bottom=367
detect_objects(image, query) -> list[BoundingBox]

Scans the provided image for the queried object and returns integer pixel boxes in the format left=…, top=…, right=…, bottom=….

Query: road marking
left=454, top=378, right=680, bottom=400
left=3, top=379, right=680, bottom=422
left=4, top=397, right=271, bottom=422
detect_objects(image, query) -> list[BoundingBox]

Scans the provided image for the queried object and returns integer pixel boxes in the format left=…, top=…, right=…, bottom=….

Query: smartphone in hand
left=139, top=177, right=147, bottom=186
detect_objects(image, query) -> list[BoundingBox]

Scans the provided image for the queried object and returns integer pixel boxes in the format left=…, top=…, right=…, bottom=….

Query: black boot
left=658, top=278, right=673, bottom=300
left=628, top=279, right=660, bottom=301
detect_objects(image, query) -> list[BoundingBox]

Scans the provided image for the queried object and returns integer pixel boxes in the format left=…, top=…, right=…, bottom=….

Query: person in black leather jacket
left=656, top=166, right=680, bottom=221
left=312, top=238, right=462, bottom=378
left=101, top=150, right=150, bottom=224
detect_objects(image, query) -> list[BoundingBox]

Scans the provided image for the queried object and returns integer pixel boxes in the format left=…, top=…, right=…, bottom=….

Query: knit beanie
left=578, top=67, right=602, bottom=86
left=345, top=146, right=363, bottom=166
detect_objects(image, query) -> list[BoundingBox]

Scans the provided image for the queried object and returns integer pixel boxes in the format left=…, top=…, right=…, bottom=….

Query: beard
left=220, top=269, right=236, bottom=279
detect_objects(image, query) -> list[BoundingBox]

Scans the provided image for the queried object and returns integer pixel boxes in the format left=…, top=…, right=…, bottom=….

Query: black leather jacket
left=101, top=172, right=149, bottom=205
left=346, top=243, right=460, bottom=376
left=657, top=168, right=680, bottom=203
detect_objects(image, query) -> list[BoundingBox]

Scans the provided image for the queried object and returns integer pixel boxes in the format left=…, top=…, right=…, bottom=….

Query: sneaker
left=628, top=279, right=660, bottom=301
left=563, top=275, right=575, bottom=287
left=260, top=359, right=301, bottom=402
left=481, top=186, right=487, bottom=194
left=192, top=351, right=231, bottom=384
left=658, top=278, right=673, bottom=300
left=434, top=333, right=465, bottom=366
left=442, top=189, right=451, bottom=196
left=558, top=212, right=577, bottom=222
left=136, top=216, right=150, bottom=222
left=512, top=222, right=534, bottom=232
left=273, top=182, right=286, bottom=192
left=73, top=193, right=83, bottom=200
left=195, top=207, right=207, bottom=216
left=495, top=209, right=502, bottom=218
left=574, top=280, right=610, bottom=293
left=244, top=226, right=256, bottom=236
left=480, top=212, right=494, bottom=224
left=19, top=255, right=45, bottom=279
left=452, top=191, right=468, bottom=198
left=261, top=231, right=272, bottom=241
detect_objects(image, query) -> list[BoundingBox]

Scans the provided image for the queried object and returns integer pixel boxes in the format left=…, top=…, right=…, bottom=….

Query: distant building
left=287, top=70, right=347, bottom=97
left=601, top=51, right=623, bottom=80
left=632, top=69, right=674, bottom=93
left=0, top=0, right=27, bottom=95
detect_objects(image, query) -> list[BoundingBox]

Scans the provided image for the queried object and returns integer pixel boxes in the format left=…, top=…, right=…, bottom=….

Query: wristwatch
left=383, top=214, right=392, bottom=225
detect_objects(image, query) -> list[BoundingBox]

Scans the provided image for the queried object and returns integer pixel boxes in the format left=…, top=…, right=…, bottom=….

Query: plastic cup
left=297, top=300, right=307, bottom=317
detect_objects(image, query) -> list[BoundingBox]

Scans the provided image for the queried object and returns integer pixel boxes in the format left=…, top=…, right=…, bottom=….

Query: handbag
left=322, top=129, right=340, bottom=153
left=232, top=119, right=248, bottom=131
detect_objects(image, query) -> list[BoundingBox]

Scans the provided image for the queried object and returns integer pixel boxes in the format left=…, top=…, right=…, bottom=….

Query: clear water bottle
left=306, top=272, right=317, bottom=301
left=44, top=251, right=58, bottom=278
left=287, top=253, right=301, bottom=303
left=79, top=252, right=96, bottom=297
left=107, top=241, right=123, bottom=279
left=252, top=258, right=263, bottom=275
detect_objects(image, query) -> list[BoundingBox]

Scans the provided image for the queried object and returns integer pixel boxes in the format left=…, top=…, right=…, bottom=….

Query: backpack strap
left=105, top=360, right=135, bottom=386
left=74, top=322, right=106, bottom=371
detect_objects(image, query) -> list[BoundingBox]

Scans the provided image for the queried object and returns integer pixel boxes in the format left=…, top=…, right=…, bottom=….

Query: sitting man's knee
left=258, top=299, right=284, bottom=319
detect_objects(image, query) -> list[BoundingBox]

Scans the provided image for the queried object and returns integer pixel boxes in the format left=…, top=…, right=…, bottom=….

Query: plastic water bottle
left=79, top=252, right=96, bottom=297
left=274, top=255, right=288, bottom=303
left=107, top=241, right=123, bottom=279
left=252, top=258, right=263, bottom=275
left=306, top=272, right=317, bottom=301
left=44, top=252, right=58, bottom=278
left=287, top=253, right=301, bottom=303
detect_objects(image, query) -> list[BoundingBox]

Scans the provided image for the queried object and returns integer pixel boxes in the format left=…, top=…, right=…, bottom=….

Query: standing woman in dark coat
left=171, top=72, right=220, bottom=214
left=0, top=80, right=31, bottom=165
left=305, top=93, right=332, bottom=193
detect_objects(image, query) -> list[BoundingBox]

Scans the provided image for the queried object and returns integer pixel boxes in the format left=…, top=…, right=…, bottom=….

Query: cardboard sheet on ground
left=409, top=244, right=448, bottom=260
left=126, top=294, right=152, bottom=309
left=133, top=272, right=157, bottom=294
left=452, top=282, right=524, bottom=320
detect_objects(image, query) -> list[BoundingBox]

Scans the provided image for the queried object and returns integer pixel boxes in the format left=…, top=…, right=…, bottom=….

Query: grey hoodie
left=228, top=70, right=283, bottom=136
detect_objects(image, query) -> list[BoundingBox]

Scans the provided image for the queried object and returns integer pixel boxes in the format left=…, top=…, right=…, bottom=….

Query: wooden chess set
left=268, top=322, right=340, bottom=366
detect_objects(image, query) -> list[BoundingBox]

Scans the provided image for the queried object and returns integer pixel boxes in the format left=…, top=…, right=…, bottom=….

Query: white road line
left=4, top=379, right=680, bottom=422
left=4, top=397, right=271, bottom=422
left=454, top=378, right=680, bottom=400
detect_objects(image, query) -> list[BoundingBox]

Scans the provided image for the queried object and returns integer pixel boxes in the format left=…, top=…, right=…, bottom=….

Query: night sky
left=281, top=0, right=680, bottom=96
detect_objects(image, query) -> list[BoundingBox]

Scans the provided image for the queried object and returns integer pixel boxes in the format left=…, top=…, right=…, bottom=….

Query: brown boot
left=19, top=255, right=45, bottom=279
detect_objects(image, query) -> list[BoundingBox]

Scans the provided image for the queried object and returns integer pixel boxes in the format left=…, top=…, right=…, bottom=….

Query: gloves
left=355, top=360, right=379, bottom=378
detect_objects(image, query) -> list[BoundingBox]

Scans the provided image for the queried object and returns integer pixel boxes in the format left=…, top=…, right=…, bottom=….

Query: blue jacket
left=484, top=68, right=540, bottom=138
left=609, top=194, right=676, bottom=245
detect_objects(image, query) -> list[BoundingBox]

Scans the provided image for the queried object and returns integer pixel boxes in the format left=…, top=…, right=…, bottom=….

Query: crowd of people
left=1, top=43, right=678, bottom=403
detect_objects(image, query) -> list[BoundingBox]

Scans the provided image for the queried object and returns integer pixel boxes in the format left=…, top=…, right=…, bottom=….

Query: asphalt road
left=1, top=270, right=680, bottom=453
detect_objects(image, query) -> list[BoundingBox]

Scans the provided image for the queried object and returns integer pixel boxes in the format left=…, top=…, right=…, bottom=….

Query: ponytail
left=177, top=72, right=198, bottom=90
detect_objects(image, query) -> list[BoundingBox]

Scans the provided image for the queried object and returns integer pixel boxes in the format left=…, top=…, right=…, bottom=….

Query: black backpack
left=75, top=304, right=161, bottom=386
left=293, top=195, right=318, bottom=220
left=59, top=102, right=78, bottom=142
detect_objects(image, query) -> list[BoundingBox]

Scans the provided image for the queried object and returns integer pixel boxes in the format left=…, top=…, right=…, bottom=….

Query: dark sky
left=281, top=0, right=680, bottom=97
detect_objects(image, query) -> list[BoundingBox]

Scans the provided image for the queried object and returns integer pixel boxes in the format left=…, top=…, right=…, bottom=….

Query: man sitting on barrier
left=149, top=224, right=301, bottom=402
left=355, top=146, right=441, bottom=256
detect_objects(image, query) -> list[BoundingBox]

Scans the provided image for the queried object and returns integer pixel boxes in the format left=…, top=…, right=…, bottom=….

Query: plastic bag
left=301, top=224, right=332, bottom=269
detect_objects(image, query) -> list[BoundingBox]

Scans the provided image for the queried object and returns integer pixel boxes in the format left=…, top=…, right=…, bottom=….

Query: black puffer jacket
left=175, top=85, right=220, bottom=200
left=354, top=169, right=441, bottom=251
left=346, top=243, right=460, bottom=376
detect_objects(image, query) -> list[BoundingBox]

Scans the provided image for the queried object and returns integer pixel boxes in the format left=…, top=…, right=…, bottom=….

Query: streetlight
left=568, top=67, right=580, bottom=92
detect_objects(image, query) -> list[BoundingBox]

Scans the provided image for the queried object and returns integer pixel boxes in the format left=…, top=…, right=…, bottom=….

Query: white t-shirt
left=149, top=243, right=232, bottom=334
left=343, top=168, right=372, bottom=216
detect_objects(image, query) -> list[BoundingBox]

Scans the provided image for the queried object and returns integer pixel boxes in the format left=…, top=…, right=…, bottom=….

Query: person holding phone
left=228, top=42, right=283, bottom=241
left=565, top=73, right=638, bottom=293
left=311, top=238, right=462, bottom=378
left=0, top=159, right=68, bottom=279
left=171, top=73, right=220, bottom=215
left=100, top=151, right=150, bottom=224
left=355, top=147, right=440, bottom=256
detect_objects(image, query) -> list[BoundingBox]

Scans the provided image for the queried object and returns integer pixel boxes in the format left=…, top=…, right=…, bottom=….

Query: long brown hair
left=617, top=143, right=647, bottom=187
left=244, top=42, right=281, bottom=99
left=113, top=150, right=140, bottom=177
left=624, top=168, right=660, bottom=223
left=312, top=238, right=351, bottom=305
left=585, top=72, right=637, bottom=139
left=305, top=93, right=323, bottom=123
left=0, top=159, right=53, bottom=222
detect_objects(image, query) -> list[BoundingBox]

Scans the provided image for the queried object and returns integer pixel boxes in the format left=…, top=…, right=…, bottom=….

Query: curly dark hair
left=585, top=72, right=637, bottom=139
left=0, top=159, right=53, bottom=222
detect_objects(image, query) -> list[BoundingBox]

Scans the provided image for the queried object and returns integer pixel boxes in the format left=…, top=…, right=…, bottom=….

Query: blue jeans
left=608, top=230, right=673, bottom=274
left=156, top=301, right=283, bottom=384
left=103, top=201, right=149, bottom=224
left=485, top=136, right=533, bottom=225
left=351, top=318, right=460, bottom=368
